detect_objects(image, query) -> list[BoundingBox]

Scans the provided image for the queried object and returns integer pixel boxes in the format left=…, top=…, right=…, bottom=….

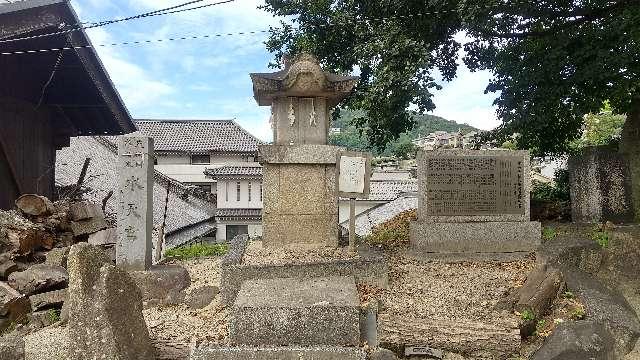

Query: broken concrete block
left=7, top=264, right=68, bottom=296
left=87, top=228, right=117, bottom=246
left=29, top=289, right=66, bottom=311
left=67, top=243, right=155, bottom=360
left=130, top=265, right=191, bottom=307
left=0, top=281, right=30, bottom=332
left=70, top=217, right=107, bottom=237
left=45, top=247, right=70, bottom=268
left=27, top=309, right=59, bottom=329
left=186, top=285, right=219, bottom=309
left=231, top=276, right=360, bottom=346
left=0, top=332, right=25, bottom=360
left=69, top=201, right=103, bottom=221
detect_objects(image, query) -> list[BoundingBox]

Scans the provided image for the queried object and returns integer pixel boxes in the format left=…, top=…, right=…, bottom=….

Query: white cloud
left=85, top=28, right=175, bottom=111
left=431, top=31, right=500, bottom=130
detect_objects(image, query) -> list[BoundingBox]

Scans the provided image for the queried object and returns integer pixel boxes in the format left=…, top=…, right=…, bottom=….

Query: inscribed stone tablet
left=425, top=155, right=525, bottom=216
left=339, top=156, right=366, bottom=194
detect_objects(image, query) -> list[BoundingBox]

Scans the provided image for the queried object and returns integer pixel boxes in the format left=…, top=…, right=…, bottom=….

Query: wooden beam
left=0, top=132, right=23, bottom=194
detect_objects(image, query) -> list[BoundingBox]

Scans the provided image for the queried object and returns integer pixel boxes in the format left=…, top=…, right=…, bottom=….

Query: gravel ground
left=24, top=326, right=68, bottom=360
left=143, top=256, right=229, bottom=345
left=380, top=251, right=535, bottom=322
left=243, top=240, right=360, bottom=265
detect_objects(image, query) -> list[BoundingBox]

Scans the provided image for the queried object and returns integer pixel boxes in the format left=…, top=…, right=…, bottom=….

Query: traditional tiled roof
left=216, top=208, right=262, bottom=220
left=341, top=195, right=417, bottom=236
left=55, top=136, right=216, bottom=249
left=204, top=164, right=263, bottom=179
left=135, top=120, right=263, bottom=153
left=365, top=180, right=417, bottom=201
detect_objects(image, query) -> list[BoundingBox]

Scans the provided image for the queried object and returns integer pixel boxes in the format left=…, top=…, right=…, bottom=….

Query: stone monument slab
left=116, top=135, right=154, bottom=271
left=411, top=149, right=540, bottom=255
left=230, top=276, right=360, bottom=347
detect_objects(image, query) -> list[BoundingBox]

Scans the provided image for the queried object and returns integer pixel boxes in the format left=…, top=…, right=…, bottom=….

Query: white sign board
left=339, top=156, right=366, bottom=193
left=337, top=151, right=371, bottom=198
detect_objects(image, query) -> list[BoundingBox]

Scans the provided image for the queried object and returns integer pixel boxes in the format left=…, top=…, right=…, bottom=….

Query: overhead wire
left=0, top=0, right=235, bottom=44
left=0, top=1, right=591, bottom=56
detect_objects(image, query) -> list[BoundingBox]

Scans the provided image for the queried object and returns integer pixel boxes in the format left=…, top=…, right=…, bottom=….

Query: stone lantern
left=250, top=53, right=358, bottom=247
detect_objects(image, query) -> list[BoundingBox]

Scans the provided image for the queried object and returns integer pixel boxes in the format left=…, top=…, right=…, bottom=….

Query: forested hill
left=330, top=110, right=479, bottom=156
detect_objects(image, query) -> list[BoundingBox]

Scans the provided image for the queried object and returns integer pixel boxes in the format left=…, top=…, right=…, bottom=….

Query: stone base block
left=410, top=221, right=541, bottom=253
left=231, top=276, right=360, bottom=346
left=191, top=346, right=366, bottom=360
left=262, top=213, right=338, bottom=247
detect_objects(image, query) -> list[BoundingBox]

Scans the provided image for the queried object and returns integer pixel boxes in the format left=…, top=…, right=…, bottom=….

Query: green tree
left=262, top=0, right=640, bottom=219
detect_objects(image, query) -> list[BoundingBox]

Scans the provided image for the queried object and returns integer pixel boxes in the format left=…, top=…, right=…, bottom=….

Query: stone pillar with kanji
left=116, top=135, right=154, bottom=270
left=250, top=53, right=358, bottom=247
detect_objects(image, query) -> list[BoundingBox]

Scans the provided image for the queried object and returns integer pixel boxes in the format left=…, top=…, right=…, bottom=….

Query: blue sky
left=71, top=0, right=500, bottom=141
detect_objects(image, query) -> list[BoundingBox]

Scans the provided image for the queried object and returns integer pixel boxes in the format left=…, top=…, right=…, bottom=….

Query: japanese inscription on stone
left=116, top=135, right=154, bottom=271
left=425, top=155, right=524, bottom=216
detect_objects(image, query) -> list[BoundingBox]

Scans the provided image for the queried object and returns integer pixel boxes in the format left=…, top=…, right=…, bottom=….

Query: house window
left=236, top=182, right=241, bottom=201
left=191, top=154, right=211, bottom=164
left=225, top=182, right=228, bottom=202
left=195, top=184, right=211, bottom=193
left=259, top=182, right=263, bottom=202
left=248, top=182, right=252, bottom=202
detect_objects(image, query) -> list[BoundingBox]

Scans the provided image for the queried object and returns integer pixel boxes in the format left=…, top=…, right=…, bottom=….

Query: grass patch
left=363, top=209, right=416, bottom=249
left=520, top=309, right=535, bottom=322
left=47, top=309, right=61, bottom=323
left=164, top=243, right=228, bottom=260
left=570, top=304, right=586, bottom=320
left=590, top=226, right=611, bottom=247
left=542, top=227, right=557, bottom=242
left=562, top=290, right=575, bottom=299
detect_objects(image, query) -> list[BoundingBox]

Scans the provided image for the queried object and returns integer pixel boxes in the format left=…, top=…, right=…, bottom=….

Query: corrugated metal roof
left=135, top=120, right=263, bottom=153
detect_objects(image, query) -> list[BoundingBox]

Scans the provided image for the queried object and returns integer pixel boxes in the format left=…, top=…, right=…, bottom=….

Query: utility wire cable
left=0, top=2, right=577, bottom=56
left=0, top=0, right=234, bottom=44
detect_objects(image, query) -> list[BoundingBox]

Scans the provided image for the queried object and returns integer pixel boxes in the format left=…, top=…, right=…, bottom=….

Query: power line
left=0, top=30, right=270, bottom=56
left=0, top=2, right=570, bottom=56
left=0, top=0, right=235, bottom=44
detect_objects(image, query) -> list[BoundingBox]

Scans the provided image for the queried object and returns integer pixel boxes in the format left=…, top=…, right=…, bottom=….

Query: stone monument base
left=230, top=276, right=360, bottom=347
left=190, top=346, right=366, bottom=360
left=410, top=221, right=541, bottom=254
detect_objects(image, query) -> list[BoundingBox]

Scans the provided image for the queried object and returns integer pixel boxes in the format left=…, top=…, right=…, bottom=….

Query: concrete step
left=230, top=276, right=360, bottom=347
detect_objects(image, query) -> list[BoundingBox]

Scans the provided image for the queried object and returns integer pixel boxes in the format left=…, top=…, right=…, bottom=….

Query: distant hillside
left=330, top=110, right=479, bottom=156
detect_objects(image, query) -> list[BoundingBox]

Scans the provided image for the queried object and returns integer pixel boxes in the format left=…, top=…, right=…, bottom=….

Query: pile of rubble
left=0, top=194, right=117, bottom=334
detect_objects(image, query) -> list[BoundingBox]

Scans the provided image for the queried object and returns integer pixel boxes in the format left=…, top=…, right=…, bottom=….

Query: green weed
left=542, top=227, right=557, bottom=242
left=520, top=309, right=535, bottom=322
left=590, top=226, right=611, bottom=247
left=164, top=243, right=228, bottom=260
left=47, top=309, right=61, bottom=323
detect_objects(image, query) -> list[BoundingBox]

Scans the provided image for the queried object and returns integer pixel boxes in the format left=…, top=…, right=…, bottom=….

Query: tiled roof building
left=135, top=120, right=263, bottom=154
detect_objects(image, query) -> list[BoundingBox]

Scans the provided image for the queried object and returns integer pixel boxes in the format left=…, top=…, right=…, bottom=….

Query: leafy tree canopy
left=261, top=0, right=640, bottom=156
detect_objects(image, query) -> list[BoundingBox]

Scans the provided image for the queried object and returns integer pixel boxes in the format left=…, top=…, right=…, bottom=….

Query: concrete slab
left=190, top=346, right=366, bottom=360
left=410, top=221, right=541, bottom=254
left=231, top=276, right=360, bottom=346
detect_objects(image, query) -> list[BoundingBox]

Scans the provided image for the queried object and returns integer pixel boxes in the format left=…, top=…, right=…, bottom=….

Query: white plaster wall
left=216, top=179, right=263, bottom=209
left=215, top=221, right=262, bottom=241
left=338, top=200, right=384, bottom=223
left=248, top=224, right=263, bottom=239
left=156, top=154, right=190, bottom=165
left=154, top=164, right=212, bottom=184
left=216, top=224, right=226, bottom=241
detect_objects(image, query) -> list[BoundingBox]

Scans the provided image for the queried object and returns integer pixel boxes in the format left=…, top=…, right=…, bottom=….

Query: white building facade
left=205, top=165, right=263, bottom=241
left=135, top=119, right=263, bottom=241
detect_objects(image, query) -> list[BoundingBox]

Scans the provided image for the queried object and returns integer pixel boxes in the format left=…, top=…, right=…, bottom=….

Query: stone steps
left=230, top=276, right=360, bottom=347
